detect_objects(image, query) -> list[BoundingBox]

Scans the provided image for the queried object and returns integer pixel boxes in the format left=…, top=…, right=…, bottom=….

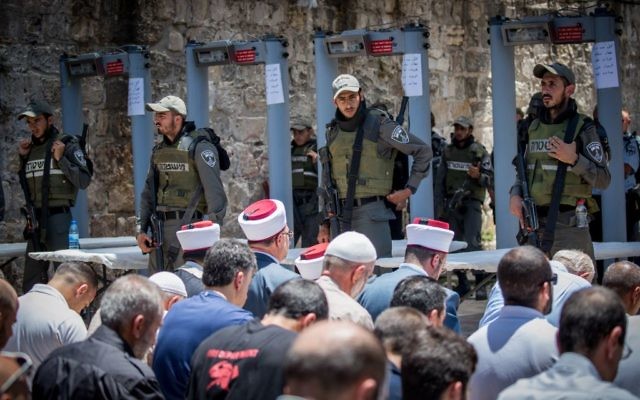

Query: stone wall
left=1, top=0, right=638, bottom=244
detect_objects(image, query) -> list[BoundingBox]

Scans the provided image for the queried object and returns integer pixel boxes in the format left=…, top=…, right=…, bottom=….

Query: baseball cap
left=238, top=199, right=287, bottom=242
left=149, top=271, right=188, bottom=297
left=145, top=95, right=187, bottom=117
left=453, top=116, right=473, bottom=128
left=533, top=62, right=575, bottom=85
left=332, top=74, right=360, bottom=100
left=291, top=118, right=312, bottom=131
left=325, top=231, right=377, bottom=263
left=406, top=218, right=455, bottom=253
left=17, top=100, right=54, bottom=120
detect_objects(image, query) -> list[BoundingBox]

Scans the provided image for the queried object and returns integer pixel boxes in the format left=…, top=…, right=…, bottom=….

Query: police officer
left=435, top=116, right=492, bottom=297
left=136, top=95, right=227, bottom=272
left=509, top=63, right=611, bottom=261
left=317, top=74, right=432, bottom=258
left=290, top=118, right=319, bottom=247
left=17, top=100, right=92, bottom=292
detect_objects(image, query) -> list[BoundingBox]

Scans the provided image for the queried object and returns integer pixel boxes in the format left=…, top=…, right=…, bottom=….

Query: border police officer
left=290, top=119, right=319, bottom=247
left=17, top=100, right=92, bottom=292
left=509, top=63, right=611, bottom=261
left=317, top=74, right=432, bottom=257
left=136, top=96, right=227, bottom=272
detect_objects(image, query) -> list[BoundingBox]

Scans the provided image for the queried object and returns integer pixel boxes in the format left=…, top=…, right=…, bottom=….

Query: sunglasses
left=0, top=351, right=33, bottom=395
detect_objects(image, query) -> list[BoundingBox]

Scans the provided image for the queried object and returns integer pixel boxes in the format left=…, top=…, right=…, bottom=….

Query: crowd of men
left=3, top=58, right=639, bottom=399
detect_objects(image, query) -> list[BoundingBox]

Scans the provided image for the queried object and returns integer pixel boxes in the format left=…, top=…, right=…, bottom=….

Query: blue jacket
left=357, top=263, right=461, bottom=333
left=152, top=291, right=253, bottom=400
left=243, top=251, right=300, bottom=318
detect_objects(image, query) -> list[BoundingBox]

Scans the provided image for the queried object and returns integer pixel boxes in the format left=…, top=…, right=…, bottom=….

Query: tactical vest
left=444, top=142, right=486, bottom=202
left=527, top=116, right=594, bottom=210
left=152, top=130, right=209, bottom=212
left=328, top=121, right=395, bottom=199
left=24, top=133, right=77, bottom=208
left=291, top=141, right=318, bottom=190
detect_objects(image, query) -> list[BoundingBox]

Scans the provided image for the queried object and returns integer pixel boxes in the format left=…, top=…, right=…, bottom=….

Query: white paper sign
left=265, top=63, right=285, bottom=105
left=127, top=78, right=145, bottom=116
left=591, top=41, right=619, bottom=89
left=401, top=53, right=423, bottom=97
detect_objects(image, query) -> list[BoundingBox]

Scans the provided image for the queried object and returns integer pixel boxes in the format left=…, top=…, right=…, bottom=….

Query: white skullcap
left=176, top=220, right=220, bottom=253
left=238, top=199, right=287, bottom=241
left=149, top=272, right=188, bottom=297
left=325, top=231, right=377, bottom=263
left=295, top=243, right=329, bottom=280
left=406, top=218, right=454, bottom=253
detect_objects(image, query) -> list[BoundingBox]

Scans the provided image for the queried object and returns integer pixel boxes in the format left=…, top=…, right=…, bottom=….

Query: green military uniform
left=19, top=126, right=92, bottom=292
left=138, top=121, right=227, bottom=272
left=321, top=102, right=432, bottom=257
left=510, top=99, right=611, bottom=261
left=291, top=138, right=319, bottom=247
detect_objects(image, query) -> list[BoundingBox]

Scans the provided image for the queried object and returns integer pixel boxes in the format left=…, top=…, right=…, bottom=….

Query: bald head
left=603, top=261, right=640, bottom=315
left=284, top=321, right=386, bottom=400
left=0, top=280, right=18, bottom=350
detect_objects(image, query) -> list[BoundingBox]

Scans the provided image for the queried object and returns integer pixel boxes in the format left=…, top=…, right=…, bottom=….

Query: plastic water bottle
left=68, top=220, right=80, bottom=249
left=575, top=199, right=588, bottom=228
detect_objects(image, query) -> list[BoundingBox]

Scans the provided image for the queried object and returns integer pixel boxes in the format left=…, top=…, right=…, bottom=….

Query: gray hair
left=552, top=249, right=595, bottom=283
left=100, top=275, right=163, bottom=332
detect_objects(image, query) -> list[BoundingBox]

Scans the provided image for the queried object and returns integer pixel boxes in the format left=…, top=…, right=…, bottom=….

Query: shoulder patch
left=391, top=125, right=409, bottom=144
left=73, top=149, right=87, bottom=167
left=201, top=149, right=217, bottom=168
left=586, top=142, right=604, bottom=163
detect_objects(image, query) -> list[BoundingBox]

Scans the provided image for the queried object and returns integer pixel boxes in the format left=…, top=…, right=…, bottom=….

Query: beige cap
left=146, top=95, right=187, bottom=117
left=332, top=74, right=360, bottom=100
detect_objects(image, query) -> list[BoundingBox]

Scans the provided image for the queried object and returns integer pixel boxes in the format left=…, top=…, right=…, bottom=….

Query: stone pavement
left=458, top=297, right=489, bottom=338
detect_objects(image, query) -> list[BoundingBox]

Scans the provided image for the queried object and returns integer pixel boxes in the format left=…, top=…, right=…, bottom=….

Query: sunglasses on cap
left=0, top=351, right=33, bottom=396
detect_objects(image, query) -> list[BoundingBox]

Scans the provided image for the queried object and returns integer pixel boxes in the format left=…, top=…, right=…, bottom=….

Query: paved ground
left=458, top=298, right=488, bottom=338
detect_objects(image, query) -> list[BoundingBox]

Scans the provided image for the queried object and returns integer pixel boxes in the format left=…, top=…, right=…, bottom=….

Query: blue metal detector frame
left=314, top=23, right=434, bottom=221
left=185, top=36, right=294, bottom=236
left=489, top=7, right=625, bottom=249
left=60, top=45, right=153, bottom=237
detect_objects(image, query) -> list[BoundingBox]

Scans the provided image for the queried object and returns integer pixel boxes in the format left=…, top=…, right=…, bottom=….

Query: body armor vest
left=527, top=116, right=593, bottom=209
left=291, top=141, right=318, bottom=190
left=153, top=130, right=208, bottom=212
left=444, top=142, right=487, bottom=202
left=328, top=125, right=395, bottom=199
left=24, top=133, right=77, bottom=208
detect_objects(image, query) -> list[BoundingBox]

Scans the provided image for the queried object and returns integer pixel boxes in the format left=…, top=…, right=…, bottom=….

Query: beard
left=350, top=277, right=367, bottom=298
left=132, top=324, right=159, bottom=359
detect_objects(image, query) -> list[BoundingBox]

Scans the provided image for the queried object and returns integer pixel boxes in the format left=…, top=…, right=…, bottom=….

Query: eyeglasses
left=622, top=343, right=633, bottom=360
left=280, top=230, right=294, bottom=239
left=0, top=351, right=33, bottom=395
left=540, top=273, right=558, bottom=286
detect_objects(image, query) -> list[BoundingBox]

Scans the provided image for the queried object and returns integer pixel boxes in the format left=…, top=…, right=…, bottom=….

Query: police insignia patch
left=202, top=149, right=217, bottom=168
left=73, top=150, right=87, bottom=167
left=391, top=125, right=409, bottom=144
left=586, top=142, right=603, bottom=163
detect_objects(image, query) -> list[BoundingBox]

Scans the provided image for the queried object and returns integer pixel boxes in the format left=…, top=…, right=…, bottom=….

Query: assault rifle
left=318, top=146, right=342, bottom=239
left=396, top=96, right=408, bottom=126
left=513, top=150, right=539, bottom=246
left=149, top=167, right=166, bottom=270
left=20, top=204, right=40, bottom=252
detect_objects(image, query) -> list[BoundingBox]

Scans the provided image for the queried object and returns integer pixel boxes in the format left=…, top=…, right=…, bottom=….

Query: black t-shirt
left=187, top=319, right=297, bottom=400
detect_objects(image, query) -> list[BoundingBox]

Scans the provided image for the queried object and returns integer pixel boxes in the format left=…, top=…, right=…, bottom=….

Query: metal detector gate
left=489, top=8, right=625, bottom=248
left=185, top=37, right=293, bottom=232
left=314, top=24, right=433, bottom=221
left=60, top=45, right=153, bottom=237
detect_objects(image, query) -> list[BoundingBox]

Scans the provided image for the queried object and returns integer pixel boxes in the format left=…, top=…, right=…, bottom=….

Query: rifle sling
left=340, top=118, right=367, bottom=232
left=540, top=114, right=579, bottom=254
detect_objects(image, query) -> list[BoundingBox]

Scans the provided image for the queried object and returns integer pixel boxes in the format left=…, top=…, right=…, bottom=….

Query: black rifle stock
left=395, top=96, right=409, bottom=126
left=513, top=151, right=539, bottom=246
left=318, top=146, right=342, bottom=239
left=150, top=167, right=166, bottom=271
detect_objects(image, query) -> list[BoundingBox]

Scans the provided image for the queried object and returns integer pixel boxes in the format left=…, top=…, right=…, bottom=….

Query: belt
left=157, top=210, right=203, bottom=221
left=35, top=206, right=70, bottom=216
left=340, top=196, right=384, bottom=208
left=537, top=205, right=575, bottom=218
